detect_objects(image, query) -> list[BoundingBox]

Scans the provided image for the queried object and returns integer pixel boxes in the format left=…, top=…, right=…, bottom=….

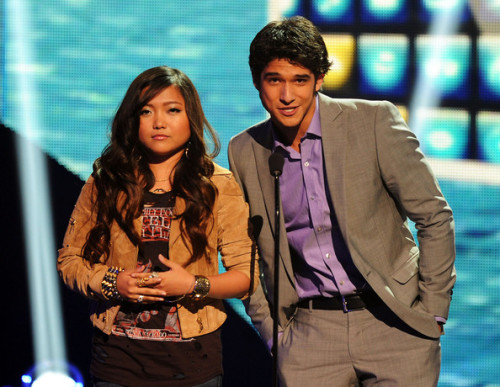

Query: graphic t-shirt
left=91, top=190, right=222, bottom=387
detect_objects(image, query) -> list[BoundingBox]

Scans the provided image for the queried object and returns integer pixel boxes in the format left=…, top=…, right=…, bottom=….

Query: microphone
left=268, top=151, right=284, bottom=387
left=249, top=215, right=263, bottom=240
left=268, top=152, right=284, bottom=177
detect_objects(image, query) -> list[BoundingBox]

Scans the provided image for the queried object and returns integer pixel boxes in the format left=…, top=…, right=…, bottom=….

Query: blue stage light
left=477, top=111, right=500, bottom=163
left=415, top=35, right=471, bottom=100
left=358, top=34, right=409, bottom=96
left=478, top=35, right=500, bottom=101
left=21, top=361, right=84, bottom=387
left=419, top=0, right=470, bottom=22
left=361, top=0, right=408, bottom=23
left=414, top=108, right=470, bottom=159
left=270, top=0, right=303, bottom=18
left=311, top=0, right=354, bottom=24
left=6, top=0, right=72, bottom=381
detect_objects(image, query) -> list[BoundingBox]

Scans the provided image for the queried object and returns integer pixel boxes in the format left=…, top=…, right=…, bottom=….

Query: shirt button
left=326, top=253, right=331, bottom=259
left=317, top=226, right=322, bottom=232
left=339, top=281, right=345, bottom=285
left=304, top=161, right=310, bottom=167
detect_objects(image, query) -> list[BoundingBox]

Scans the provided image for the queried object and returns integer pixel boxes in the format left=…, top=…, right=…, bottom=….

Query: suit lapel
left=253, top=129, right=275, bottom=229
left=319, top=94, right=349, bottom=239
left=252, top=120, right=295, bottom=281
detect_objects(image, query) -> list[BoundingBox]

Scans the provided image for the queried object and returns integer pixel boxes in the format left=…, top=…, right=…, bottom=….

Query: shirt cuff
left=435, top=316, right=447, bottom=324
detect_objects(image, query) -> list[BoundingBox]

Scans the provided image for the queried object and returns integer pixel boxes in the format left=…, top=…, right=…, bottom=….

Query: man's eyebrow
left=262, top=71, right=281, bottom=78
left=262, top=72, right=311, bottom=79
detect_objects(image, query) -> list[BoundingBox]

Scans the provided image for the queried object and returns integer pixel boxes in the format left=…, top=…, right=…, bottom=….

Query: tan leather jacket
left=57, top=163, right=259, bottom=338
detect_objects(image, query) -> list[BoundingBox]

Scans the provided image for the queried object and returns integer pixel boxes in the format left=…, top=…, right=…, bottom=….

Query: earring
left=185, top=141, right=191, bottom=158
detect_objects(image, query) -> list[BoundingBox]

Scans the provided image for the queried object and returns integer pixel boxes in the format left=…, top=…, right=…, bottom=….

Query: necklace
left=152, top=188, right=171, bottom=194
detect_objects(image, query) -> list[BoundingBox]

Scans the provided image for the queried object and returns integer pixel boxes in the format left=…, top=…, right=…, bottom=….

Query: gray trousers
left=278, top=302, right=441, bottom=387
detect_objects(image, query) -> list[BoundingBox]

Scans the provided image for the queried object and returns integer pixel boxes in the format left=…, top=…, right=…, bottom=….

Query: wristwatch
left=191, top=275, right=210, bottom=300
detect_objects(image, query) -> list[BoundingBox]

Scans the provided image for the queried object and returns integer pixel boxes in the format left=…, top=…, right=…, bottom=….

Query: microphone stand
left=272, top=170, right=280, bottom=387
left=269, top=152, right=284, bottom=387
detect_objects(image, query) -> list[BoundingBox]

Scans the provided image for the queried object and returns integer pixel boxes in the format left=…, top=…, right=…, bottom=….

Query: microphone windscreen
left=268, top=152, right=284, bottom=177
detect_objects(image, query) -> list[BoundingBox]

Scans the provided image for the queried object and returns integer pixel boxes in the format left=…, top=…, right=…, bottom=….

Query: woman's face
left=138, top=85, right=191, bottom=163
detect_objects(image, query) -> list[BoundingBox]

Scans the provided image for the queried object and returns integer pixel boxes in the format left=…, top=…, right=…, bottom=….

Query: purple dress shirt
left=273, top=97, right=367, bottom=300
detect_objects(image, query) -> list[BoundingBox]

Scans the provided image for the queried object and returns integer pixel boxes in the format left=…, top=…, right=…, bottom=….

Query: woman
left=57, top=66, right=258, bottom=387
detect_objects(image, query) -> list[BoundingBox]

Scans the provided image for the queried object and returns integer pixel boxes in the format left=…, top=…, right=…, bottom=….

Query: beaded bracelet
left=101, top=266, right=125, bottom=301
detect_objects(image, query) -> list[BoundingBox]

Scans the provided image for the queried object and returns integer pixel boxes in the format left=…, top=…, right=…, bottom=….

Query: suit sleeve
left=228, top=137, right=277, bottom=347
left=375, top=101, right=456, bottom=320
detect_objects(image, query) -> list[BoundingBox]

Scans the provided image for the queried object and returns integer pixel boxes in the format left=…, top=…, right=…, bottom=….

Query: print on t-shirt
left=141, top=206, right=173, bottom=242
left=111, top=193, right=190, bottom=342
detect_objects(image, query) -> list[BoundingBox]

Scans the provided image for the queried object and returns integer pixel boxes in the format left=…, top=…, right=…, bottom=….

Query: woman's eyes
left=140, top=108, right=181, bottom=115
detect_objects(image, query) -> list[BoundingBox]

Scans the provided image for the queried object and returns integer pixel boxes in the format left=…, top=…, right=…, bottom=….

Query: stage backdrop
left=2, top=1, right=500, bottom=386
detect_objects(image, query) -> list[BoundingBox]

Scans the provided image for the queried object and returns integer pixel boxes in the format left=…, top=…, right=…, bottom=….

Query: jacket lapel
left=169, top=196, right=184, bottom=251
left=319, top=94, right=349, bottom=239
left=252, top=120, right=295, bottom=282
left=253, top=126, right=275, bottom=230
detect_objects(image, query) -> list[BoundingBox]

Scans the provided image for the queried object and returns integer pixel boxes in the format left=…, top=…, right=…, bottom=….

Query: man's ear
left=315, top=74, right=325, bottom=92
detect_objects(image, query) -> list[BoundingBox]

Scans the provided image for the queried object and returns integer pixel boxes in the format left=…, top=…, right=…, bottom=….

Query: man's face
left=256, top=58, right=323, bottom=137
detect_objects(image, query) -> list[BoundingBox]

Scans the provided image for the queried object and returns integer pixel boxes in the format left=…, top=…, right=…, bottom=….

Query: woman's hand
left=149, top=254, right=195, bottom=297
left=117, top=265, right=167, bottom=304
left=155, top=254, right=251, bottom=300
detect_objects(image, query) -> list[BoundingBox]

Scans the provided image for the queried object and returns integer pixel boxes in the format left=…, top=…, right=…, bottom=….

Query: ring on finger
left=137, top=278, right=148, bottom=287
left=137, top=295, right=144, bottom=303
left=150, top=271, right=159, bottom=278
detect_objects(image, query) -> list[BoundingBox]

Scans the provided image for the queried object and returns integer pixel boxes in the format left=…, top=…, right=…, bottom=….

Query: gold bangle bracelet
left=191, top=275, right=210, bottom=300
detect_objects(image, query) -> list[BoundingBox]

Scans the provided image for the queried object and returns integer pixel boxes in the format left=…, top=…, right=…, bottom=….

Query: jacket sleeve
left=228, top=140, right=276, bottom=345
left=375, top=101, right=456, bottom=319
left=57, top=177, right=109, bottom=300
left=214, top=169, right=260, bottom=300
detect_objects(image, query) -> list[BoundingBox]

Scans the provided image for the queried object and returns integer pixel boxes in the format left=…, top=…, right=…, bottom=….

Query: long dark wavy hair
left=249, top=16, right=332, bottom=87
left=83, top=66, right=221, bottom=265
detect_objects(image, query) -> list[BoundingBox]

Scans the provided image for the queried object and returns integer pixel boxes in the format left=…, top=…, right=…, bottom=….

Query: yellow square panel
left=322, top=34, right=356, bottom=90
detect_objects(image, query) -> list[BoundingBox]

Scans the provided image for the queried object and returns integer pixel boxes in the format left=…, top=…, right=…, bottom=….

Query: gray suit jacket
left=228, top=93, right=456, bottom=344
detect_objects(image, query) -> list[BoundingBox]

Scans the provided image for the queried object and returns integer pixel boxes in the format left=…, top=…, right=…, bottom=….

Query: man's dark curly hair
left=249, top=16, right=332, bottom=87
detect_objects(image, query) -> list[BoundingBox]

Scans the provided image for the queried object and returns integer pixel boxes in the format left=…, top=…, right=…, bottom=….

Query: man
left=228, top=16, right=456, bottom=386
